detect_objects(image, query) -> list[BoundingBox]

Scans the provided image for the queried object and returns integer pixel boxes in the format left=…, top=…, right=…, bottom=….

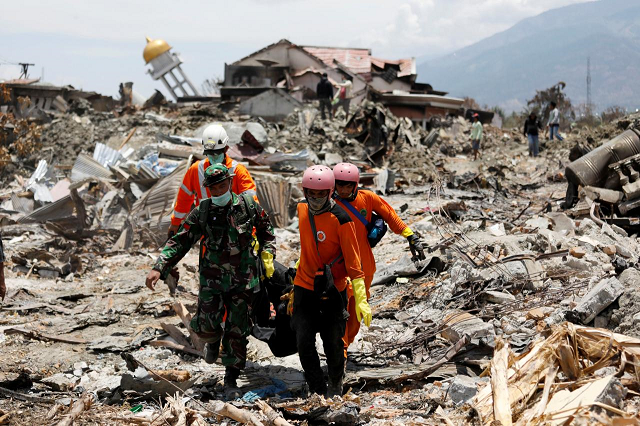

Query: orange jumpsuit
left=170, top=155, right=257, bottom=227
left=335, top=189, right=409, bottom=354
left=294, top=202, right=364, bottom=292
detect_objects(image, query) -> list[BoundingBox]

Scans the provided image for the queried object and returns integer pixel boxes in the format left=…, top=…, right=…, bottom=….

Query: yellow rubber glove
left=295, top=259, right=300, bottom=270
left=401, top=227, right=414, bottom=238
left=261, top=251, right=275, bottom=278
left=351, top=277, right=372, bottom=327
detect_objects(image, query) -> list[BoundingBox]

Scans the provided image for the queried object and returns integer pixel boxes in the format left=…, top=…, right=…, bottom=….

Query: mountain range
left=417, top=0, right=640, bottom=113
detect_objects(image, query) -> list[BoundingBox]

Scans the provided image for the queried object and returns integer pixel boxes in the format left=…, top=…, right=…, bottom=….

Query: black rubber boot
left=203, top=342, right=219, bottom=364
left=224, top=367, right=242, bottom=400
left=327, top=375, right=343, bottom=398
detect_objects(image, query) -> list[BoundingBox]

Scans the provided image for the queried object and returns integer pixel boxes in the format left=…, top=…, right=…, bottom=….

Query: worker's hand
left=407, top=234, right=426, bottom=261
left=261, top=251, right=275, bottom=279
left=351, top=278, right=372, bottom=327
left=146, top=269, right=161, bottom=291
left=0, top=263, right=5, bottom=301
left=167, top=224, right=179, bottom=238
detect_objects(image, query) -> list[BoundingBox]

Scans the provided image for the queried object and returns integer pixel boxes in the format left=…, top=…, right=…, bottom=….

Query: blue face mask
left=211, top=190, right=232, bottom=207
left=207, top=153, right=225, bottom=164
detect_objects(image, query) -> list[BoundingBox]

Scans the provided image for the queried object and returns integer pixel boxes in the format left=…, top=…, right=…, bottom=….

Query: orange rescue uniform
left=294, top=202, right=364, bottom=293
left=170, top=155, right=257, bottom=226
left=335, top=188, right=409, bottom=353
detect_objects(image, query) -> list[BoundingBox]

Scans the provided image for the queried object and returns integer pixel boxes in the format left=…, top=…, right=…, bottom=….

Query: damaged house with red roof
left=222, top=39, right=463, bottom=127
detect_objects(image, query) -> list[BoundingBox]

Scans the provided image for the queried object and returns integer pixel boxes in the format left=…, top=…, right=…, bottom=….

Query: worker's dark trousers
left=291, top=285, right=348, bottom=395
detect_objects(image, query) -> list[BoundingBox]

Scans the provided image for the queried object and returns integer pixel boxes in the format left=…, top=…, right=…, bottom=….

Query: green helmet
left=203, top=164, right=234, bottom=187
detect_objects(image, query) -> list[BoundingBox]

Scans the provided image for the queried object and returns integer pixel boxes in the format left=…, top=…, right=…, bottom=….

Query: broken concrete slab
left=42, top=373, right=77, bottom=392
left=570, top=277, right=624, bottom=324
left=482, top=291, right=516, bottom=305
left=448, top=375, right=480, bottom=405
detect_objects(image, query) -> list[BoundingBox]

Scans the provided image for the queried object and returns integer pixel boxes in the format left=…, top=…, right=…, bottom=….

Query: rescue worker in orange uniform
left=332, top=163, right=425, bottom=356
left=293, top=165, right=371, bottom=398
left=167, top=124, right=258, bottom=236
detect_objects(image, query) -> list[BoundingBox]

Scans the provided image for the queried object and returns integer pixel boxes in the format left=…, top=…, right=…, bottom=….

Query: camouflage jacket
left=154, top=193, right=276, bottom=293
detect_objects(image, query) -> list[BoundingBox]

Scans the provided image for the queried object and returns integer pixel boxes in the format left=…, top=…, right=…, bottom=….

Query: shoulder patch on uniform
left=331, top=203, right=352, bottom=225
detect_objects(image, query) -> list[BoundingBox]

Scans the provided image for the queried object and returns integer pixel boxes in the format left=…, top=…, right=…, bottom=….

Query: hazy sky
left=0, top=0, right=590, bottom=100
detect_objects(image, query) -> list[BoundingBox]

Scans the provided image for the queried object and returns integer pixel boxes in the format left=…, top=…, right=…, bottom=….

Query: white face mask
left=211, top=190, right=232, bottom=207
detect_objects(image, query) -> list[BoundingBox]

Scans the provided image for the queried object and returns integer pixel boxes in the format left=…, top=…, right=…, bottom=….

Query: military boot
left=327, top=375, right=344, bottom=399
left=224, top=367, right=242, bottom=400
left=203, top=342, right=219, bottom=364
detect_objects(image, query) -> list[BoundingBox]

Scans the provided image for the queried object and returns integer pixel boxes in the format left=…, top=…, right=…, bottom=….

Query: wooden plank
left=149, top=340, right=203, bottom=357
left=172, top=302, right=205, bottom=351
left=160, top=322, right=194, bottom=349
left=490, top=337, right=512, bottom=426
left=5, top=327, right=86, bottom=344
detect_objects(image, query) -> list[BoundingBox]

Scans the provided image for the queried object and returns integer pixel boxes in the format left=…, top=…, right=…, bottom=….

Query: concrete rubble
left=2, top=81, right=640, bottom=425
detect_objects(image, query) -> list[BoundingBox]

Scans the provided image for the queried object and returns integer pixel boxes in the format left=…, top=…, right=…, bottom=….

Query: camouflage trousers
left=190, top=288, right=254, bottom=370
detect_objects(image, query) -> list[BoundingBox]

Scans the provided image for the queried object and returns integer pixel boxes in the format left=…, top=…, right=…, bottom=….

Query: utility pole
left=586, top=56, right=592, bottom=117
left=18, top=63, right=35, bottom=79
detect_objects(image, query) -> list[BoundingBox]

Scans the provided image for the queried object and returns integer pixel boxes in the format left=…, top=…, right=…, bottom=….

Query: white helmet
left=202, top=124, right=229, bottom=151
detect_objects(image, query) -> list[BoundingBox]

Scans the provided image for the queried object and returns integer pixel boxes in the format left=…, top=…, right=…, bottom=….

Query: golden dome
left=143, top=37, right=171, bottom=63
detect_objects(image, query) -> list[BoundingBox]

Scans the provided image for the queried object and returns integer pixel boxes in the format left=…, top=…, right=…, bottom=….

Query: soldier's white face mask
left=211, top=190, right=232, bottom=207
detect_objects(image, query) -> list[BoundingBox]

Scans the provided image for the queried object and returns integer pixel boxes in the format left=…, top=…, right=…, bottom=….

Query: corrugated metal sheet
left=18, top=195, right=75, bottom=224
left=30, top=183, right=53, bottom=203
left=11, top=194, right=34, bottom=214
left=94, top=142, right=124, bottom=167
left=71, top=153, right=115, bottom=182
left=131, top=158, right=190, bottom=232
left=27, top=160, right=48, bottom=187
left=303, top=46, right=371, bottom=75
left=138, top=163, right=160, bottom=180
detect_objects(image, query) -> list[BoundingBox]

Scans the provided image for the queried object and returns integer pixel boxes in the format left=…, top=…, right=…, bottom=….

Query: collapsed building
left=221, top=39, right=466, bottom=127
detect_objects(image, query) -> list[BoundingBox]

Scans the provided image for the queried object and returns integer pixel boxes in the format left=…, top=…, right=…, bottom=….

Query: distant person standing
left=547, top=101, right=564, bottom=141
left=316, top=73, right=334, bottom=120
left=335, top=75, right=353, bottom=120
left=470, top=113, right=483, bottom=160
left=523, top=111, right=542, bottom=157
left=0, top=235, right=5, bottom=301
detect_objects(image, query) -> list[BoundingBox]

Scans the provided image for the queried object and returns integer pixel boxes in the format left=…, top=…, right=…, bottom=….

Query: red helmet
left=333, top=162, right=360, bottom=184
left=302, top=165, right=335, bottom=196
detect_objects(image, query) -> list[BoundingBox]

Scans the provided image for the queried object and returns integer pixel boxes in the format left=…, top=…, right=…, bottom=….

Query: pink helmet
left=302, top=165, right=335, bottom=194
left=333, top=162, right=360, bottom=183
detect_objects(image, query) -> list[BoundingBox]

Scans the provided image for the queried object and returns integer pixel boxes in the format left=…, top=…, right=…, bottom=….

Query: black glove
left=407, top=234, right=426, bottom=261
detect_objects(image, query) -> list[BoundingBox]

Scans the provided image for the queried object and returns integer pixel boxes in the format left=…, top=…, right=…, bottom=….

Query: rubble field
left=2, top=100, right=640, bottom=425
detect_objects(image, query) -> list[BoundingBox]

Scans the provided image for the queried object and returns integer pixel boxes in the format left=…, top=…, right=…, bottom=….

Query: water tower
left=143, top=37, right=200, bottom=100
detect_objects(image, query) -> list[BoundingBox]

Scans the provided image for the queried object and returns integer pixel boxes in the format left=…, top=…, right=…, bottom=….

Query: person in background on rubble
left=523, top=111, right=542, bottom=157
left=0, top=235, right=5, bottom=301
left=316, top=72, right=334, bottom=120
left=334, top=75, right=353, bottom=121
left=292, top=165, right=370, bottom=398
left=167, top=124, right=258, bottom=237
left=146, top=164, right=276, bottom=399
left=470, top=113, right=483, bottom=160
left=547, top=101, right=564, bottom=141
left=332, top=163, right=425, bottom=358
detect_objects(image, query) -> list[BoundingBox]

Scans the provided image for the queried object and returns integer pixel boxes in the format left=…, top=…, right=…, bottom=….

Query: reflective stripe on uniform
left=229, top=159, right=238, bottom=175
left=242, top=189, right=257, bottom=196
left=173, top=210, right=188, bottom=219
left=180, top=183, right=193, bottom=197
left=197, top=160, right=210, bottom=202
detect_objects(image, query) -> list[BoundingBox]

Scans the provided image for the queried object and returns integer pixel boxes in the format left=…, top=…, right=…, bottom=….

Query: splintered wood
left=472, top=322, right=640, bottom=425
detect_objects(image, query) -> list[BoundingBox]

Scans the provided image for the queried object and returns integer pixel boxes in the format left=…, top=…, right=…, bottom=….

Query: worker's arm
left=253, top=200, right=277, bottom=278
left=368, top=191, right=408, bottom=235
left=170, top=164, right=198, bottom=227
left=338, top=221, right=365, bottom=282
left=153, top=207, right=203, bottom=280
left=233, top=164, right=258, bottom=201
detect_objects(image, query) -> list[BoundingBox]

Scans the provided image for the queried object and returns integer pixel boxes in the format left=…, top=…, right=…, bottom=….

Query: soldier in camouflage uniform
left=146, top=164, right=276, bottom=398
